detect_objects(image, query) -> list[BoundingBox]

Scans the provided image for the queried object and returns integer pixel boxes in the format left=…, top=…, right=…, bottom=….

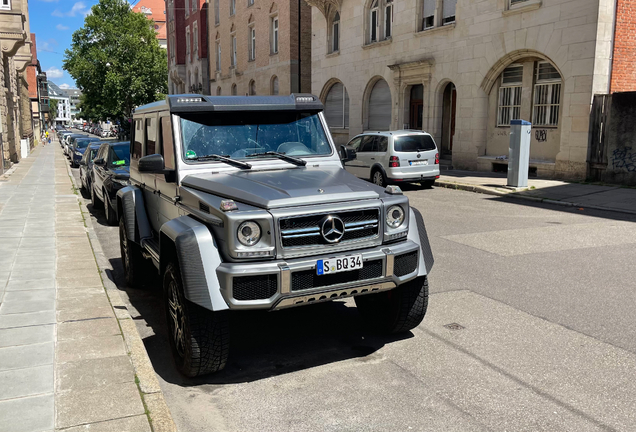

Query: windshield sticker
left=113, top=160, right=126, bottom=166
left=186, top=150, right=197, bottom=159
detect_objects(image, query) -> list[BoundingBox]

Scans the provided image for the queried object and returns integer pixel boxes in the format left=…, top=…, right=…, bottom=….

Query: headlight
left=113, top=179, right=128, bottom=187
left=237, top=221, right=261, bottom=246
left=386, top=205, right=405, bottom=228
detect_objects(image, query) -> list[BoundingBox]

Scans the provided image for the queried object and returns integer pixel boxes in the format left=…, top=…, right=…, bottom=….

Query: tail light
left=389, top=156, right=400, bottom=168
left=435, top=153, right=439, bottom=164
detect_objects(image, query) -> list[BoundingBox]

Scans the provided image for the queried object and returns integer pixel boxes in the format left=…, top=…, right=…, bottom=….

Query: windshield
left=111, top=145, right=130, bottom=165
left=180, top=112, right=331, bottom=161
left=393, top=135, right=437, bottom=152
left=75, top=140, right=93, bottom=149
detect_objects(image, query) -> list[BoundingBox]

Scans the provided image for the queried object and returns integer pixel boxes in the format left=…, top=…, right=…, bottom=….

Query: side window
left=160, top=117, right=176, bottom=170
left=132, top=119, right=144, bottom=160
left=376, top=136, right=388, bottom=152
left=146, top=117, right=157, bottom=155
left=359, top=135, right=376, bottom=152
left=348, top=137, right=362, bottom=151
left=97, top=145, right=107, bottom=160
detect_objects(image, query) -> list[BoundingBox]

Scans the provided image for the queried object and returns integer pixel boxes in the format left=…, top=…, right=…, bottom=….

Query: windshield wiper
left=193, top=154, right=252, bottom=169
left=245, top=151, right=307, bottom=167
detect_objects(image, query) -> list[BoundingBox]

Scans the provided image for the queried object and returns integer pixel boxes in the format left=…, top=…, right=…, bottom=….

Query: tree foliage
left=63, top=0, right=168, bottom=122
left=49, top=99, right=59, bottom=122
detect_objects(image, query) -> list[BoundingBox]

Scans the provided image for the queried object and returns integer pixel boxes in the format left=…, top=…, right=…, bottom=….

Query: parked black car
left=90, top=141, right=130, bottom=225
left=79, top=143, right=102, bottom=198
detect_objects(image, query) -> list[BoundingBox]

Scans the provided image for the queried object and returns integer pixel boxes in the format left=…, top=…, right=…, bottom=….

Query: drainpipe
left=608, top=0, right=618, bottom=94
left=298, top=0, right=301, bottom=93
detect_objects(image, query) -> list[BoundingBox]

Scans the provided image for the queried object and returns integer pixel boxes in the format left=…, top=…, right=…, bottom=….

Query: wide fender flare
left=160, top=216, right=229, bottom=312
left=117, top=186, right=152, bottom=243
left=407, top=207, right=434, bottom=276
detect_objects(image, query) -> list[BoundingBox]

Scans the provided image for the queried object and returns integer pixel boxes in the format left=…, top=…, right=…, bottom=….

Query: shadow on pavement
left=108, top=260, right=412, bottom=386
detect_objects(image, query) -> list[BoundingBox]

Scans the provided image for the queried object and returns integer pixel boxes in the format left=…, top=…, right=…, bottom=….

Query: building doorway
left=441, top=82, right=456, bottom=156
left=409, top=85, right=423, bottom=130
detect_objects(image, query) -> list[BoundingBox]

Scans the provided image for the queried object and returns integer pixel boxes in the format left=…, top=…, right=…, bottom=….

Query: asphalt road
left=70, top=164, right=636, bottom=432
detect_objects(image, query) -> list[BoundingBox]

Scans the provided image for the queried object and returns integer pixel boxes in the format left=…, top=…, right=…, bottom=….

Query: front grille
left=233, top=275, right=278, bottom=300
left=280, top=208, right=380, bottom=248
left=394, top=251, right=418, bottom=277
left=291, top=259, right=383, bottom=291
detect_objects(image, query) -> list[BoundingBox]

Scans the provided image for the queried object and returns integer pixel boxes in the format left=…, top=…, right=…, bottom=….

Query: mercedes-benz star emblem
left=417, top=153, right=421, bottom=158
left=318, top=189, right=324, bottom=194
left=321, top=215, right=345, bottom=243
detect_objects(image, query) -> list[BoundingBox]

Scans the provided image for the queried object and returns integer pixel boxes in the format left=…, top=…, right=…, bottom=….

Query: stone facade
left=208, top=0, right=312, bottom=96
left=307, top=0, right=621, bottom=180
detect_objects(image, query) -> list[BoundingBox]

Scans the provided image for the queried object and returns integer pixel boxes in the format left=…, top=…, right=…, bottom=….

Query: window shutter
left=368, top=80, right=391, bottom=131
left=325, top=83, right=345, bottom=128
left=423, top=0, right=435, bottom=18
left=443, top=0, right=456, bottom=19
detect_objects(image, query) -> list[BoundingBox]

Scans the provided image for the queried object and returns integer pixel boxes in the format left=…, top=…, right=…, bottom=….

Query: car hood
left=111, top=166, right=130, bottom=178
left=182, top=166, right=381, bottom=209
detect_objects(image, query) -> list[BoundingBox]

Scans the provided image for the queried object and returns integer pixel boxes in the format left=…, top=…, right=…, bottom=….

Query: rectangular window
left=510, top=0, right=528, bottom=5
left=146, top=118, right=156, bottom=155
left=442, top=0, right=456, bottom=24
left=370, top=9, right=377, bottom=42
left=533, top=62, right=561, bottom=127
left=215, top=41, right=221, bottom=71
left=192, top=0, right=197, bottom=12
left=0, top=0, right=10, bottom=10
left=271, top=17, right=279, bottom=53
left=384, top=3, right=393, bottom=39
left=214, top=0, right=220, bottom=25
left=248, top=0, right=254, bottom=5
left=185, top=27, right=190, bottom=56
left=230, top=0, right=235, bottom=15
left=498, top=87, right=522, bottom=126
left=160, top=117, right=175, bottom=170
left=132, top=120, right=144, bottom=159
left=193, top=24, right=198, bottom=59
left=249, top=27, right=256, bottom=61
left=185, top=0, right=190, bottom=16
left=422, top=0, right=435, bottom=29
left=332, top=21, right=339, bottom=52
left=231, top=35, right=237, bottom=66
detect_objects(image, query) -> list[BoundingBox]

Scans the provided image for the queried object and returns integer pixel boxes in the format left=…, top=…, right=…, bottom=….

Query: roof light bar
left=176, top=97, right=205, bottom=103
left=295, top=96, right=314, bottom=103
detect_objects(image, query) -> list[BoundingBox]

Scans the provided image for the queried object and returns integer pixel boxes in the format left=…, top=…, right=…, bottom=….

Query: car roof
left=88, top=143, right=102, bottom=148
left=135, top=93, right=324, bottom=114
left=352, top=130, right=433, bottom=140
left=102, top=141, right=129, bottom=147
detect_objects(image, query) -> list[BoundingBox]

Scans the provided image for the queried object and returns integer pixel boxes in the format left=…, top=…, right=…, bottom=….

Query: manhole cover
left=443, top=323, right=465, bottom=331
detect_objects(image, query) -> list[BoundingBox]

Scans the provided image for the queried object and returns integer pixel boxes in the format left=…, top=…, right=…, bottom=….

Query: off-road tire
left=372, top=169, right=387, bottom=188
left=91, top=184, right=103, bottom=209
left=104, top=189, right=117, bottom=226
left=163, top=262, right=230, bottom=377
left=119, top=217, right=148, bottom=288
left=355, top=276, right=429, bottom=333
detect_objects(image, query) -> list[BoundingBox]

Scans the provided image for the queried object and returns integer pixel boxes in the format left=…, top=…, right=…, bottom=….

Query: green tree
left=63, top=0, right=168, bottom=122
left=49, top=99, right=59, bottom=122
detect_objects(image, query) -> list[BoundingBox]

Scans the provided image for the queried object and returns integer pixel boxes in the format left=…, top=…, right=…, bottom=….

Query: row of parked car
left=79, top=123, right=120, bottom=138
left=57, top=128, right=130, bottom=225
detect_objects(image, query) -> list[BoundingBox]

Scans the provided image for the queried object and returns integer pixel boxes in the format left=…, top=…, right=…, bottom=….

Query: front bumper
left=216, top=239, right=421, bottom=310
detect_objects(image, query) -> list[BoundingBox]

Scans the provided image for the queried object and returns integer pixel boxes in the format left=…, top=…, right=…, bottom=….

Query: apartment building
left=0, top=0, right=33, bottom=167
left=26, top=33, right=42, bottom=140
left=307, top=0, right=630, bottom=180
left=132, top=0, right=168, bottom=48
left=48, top=81, right=71, bottom=126
left=61, top=88, right=82, bottom=120
left=208, top=0, right=311, bottom=96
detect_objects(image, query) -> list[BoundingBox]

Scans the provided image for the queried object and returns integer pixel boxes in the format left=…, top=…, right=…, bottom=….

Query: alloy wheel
left=167, top=278, right=187, bottom=358
left=373, top=171, right=384, bottom=186
left=119, top=221, right=130, bottom=274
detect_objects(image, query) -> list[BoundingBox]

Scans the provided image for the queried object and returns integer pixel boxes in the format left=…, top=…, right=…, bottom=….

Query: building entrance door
left=441, top=83, right=456, bottom=155
left=409, top=85, right=423, bottom=130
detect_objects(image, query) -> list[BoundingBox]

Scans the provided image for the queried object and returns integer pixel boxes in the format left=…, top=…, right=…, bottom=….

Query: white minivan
left=343, top=130, right=440, bottom=188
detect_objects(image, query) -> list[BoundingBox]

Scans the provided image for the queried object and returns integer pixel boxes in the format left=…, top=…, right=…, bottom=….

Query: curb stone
left=64, top=160, right=177, bottom=432
left=434, top=180, right=636, bottom=216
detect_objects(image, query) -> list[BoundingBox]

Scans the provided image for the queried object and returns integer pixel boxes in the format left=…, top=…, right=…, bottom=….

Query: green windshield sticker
left=113, top=160, right=126, bottom=166
left=186, top=150, right=197, bottom=159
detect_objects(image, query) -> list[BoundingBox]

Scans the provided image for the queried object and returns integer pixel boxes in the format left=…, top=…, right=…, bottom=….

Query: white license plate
left=317, top=255, right=363, bottom=275
left=409, top=160, right=429, bottom=166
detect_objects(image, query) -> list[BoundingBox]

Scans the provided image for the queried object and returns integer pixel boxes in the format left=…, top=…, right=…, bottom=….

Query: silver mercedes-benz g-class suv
left=117, top=94, right=434, bottom=377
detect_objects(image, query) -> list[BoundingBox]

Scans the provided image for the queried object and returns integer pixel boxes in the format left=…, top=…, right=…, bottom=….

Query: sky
left=30, top=0, right=139, bottom=89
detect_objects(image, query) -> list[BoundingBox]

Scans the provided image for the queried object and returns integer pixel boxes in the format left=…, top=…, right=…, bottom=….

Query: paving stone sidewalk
left=436, top=170, right=636, bottom=215
left=0, top=143, right=152, bottom=432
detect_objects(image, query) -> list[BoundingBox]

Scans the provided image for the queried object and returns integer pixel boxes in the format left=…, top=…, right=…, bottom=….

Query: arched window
left=368, top=79, right=391, bottom=130
left=324, top=82, right=349, bottom=129
left=217, top=86, right=222, bottom=95
left=369, top=0, right=379, bottom=43
left=331, top=12, right=340, bottom=53
left=271, top=76, right=279, bottom=95
left=231, top=83, right=237, bottom=95
left=249, top=80, right=256, bottom=95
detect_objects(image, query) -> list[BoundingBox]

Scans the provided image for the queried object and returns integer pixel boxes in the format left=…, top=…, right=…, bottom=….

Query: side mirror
left=139, top=154, right=165, bottom=173
left=340, top=145, right=357, bottom=163
left=79, top=160, right=86, bottom=166
left=93, top=158, right=105, bottom=166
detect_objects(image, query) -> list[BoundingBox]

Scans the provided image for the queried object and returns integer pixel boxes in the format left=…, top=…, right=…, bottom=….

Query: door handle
left=370, top=158, right=375, bottom=160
